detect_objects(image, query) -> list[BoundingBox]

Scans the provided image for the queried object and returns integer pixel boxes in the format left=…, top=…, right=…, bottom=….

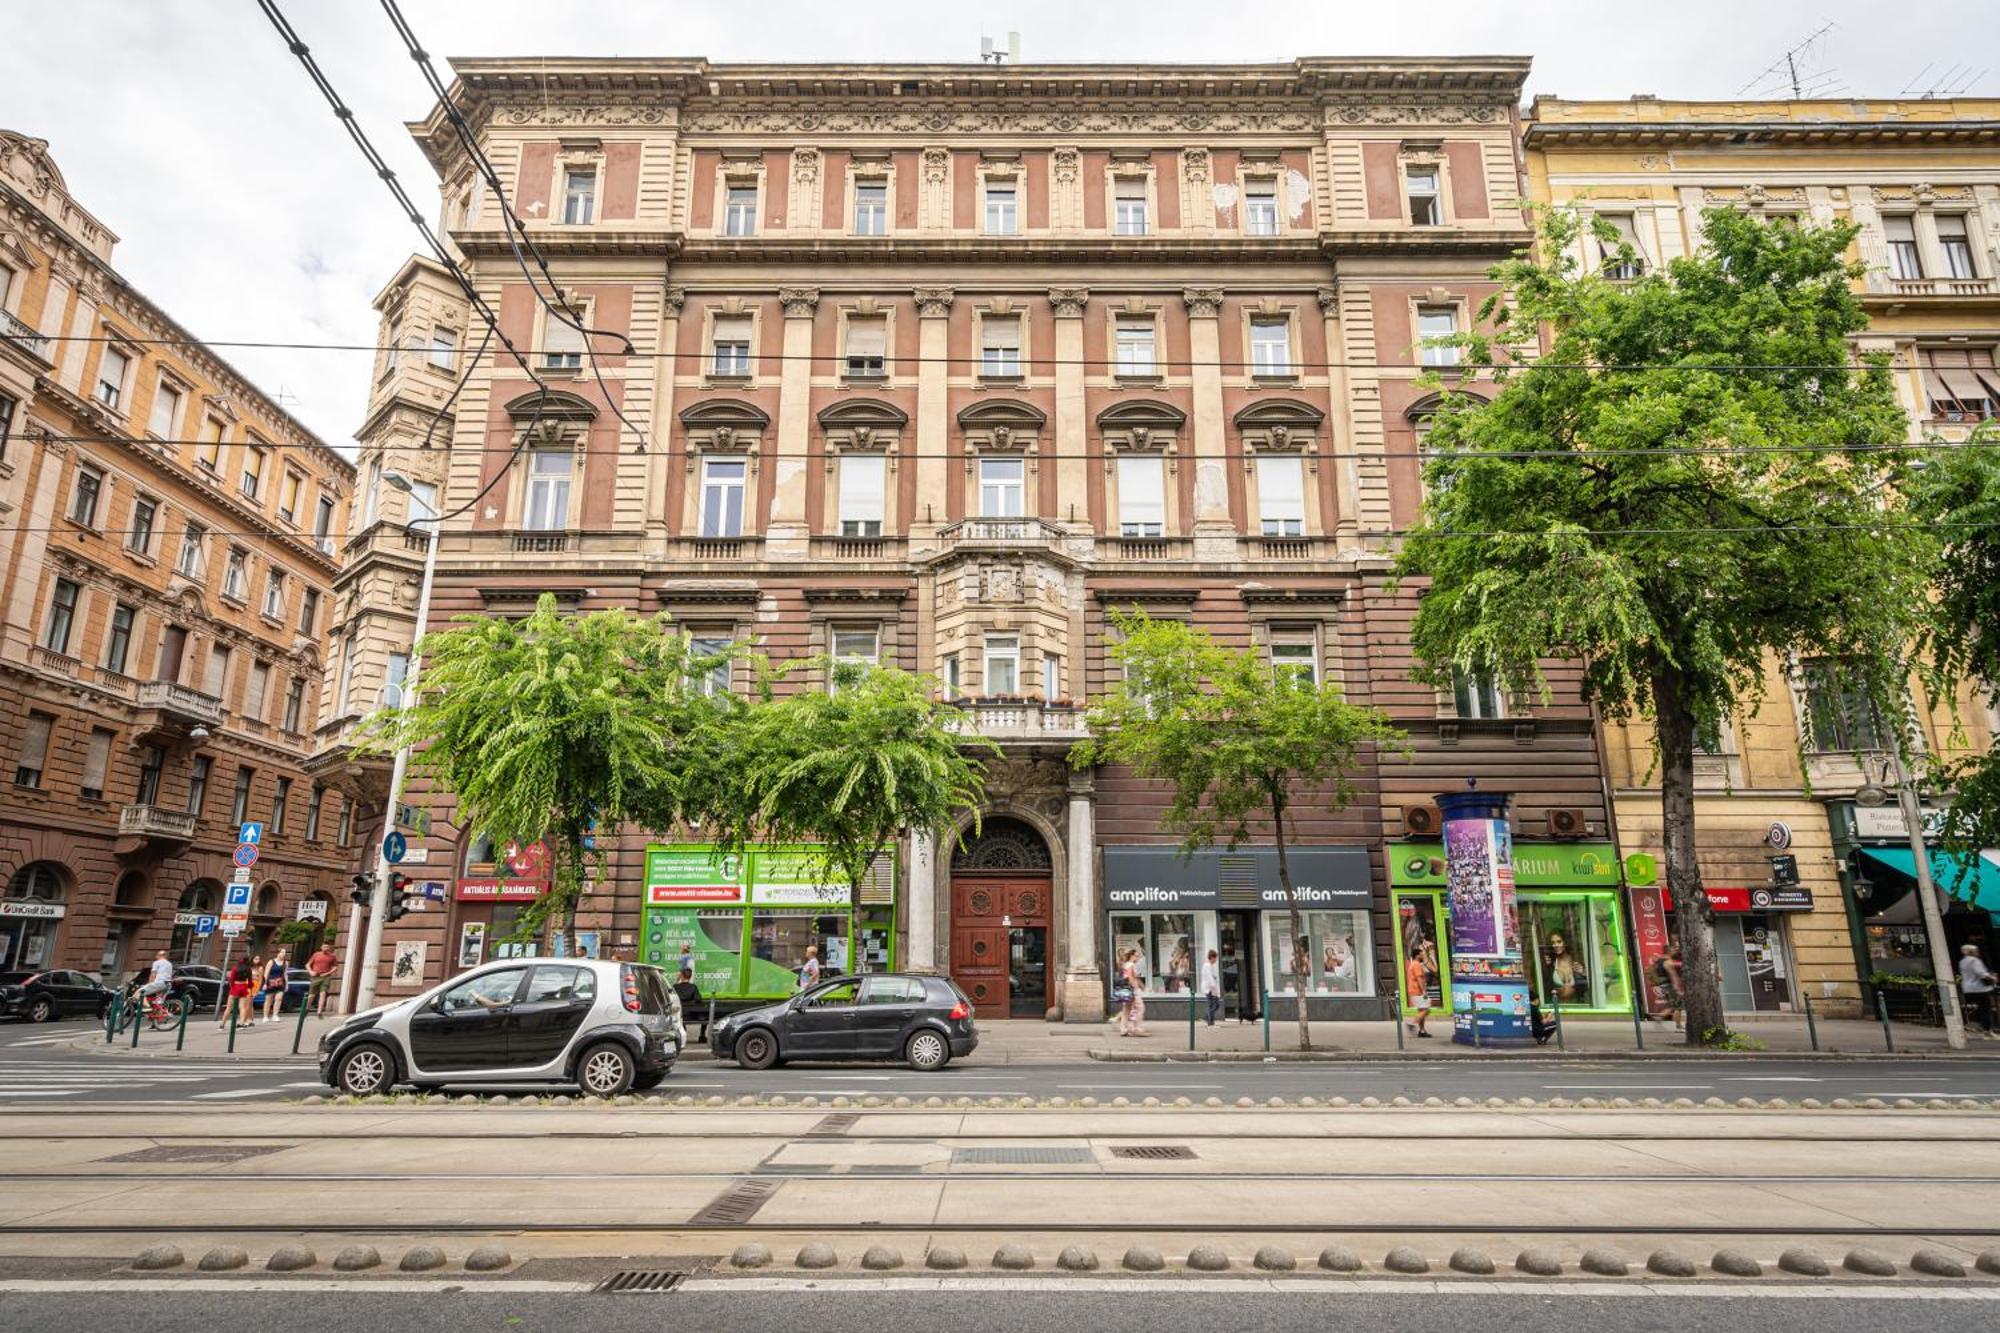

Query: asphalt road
left=6, top=1019, right=2000, bottom=1104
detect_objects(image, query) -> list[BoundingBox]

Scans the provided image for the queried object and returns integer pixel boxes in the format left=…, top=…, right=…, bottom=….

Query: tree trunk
left=1652, top=665, right=1726, bottom=1045
left=1270, top=791, right=1312, bottom=1051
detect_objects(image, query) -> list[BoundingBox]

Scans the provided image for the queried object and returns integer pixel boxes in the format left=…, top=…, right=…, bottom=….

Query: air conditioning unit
left=1403, top=806, right=1439, bottom=837
left=1546, top=808, right=1587, bottom=838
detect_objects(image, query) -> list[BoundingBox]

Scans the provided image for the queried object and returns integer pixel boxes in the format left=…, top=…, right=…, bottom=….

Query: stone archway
left=948, top=814, right=1057, bottom=1019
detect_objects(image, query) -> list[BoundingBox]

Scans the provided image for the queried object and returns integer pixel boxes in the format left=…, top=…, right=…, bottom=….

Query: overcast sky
left=3, top=0, right=1992, bottom=450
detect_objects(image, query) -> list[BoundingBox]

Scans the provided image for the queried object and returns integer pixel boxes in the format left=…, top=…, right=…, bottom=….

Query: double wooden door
left=948, top=875, right=1051, bottom=1018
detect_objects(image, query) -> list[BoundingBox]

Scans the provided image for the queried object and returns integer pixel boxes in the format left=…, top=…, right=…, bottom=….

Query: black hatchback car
left=712, top=974, right=977, bottom=1071
left=0, top=970, right=113, bottom=1023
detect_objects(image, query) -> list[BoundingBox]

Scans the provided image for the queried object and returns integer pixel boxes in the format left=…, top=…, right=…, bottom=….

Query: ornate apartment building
left=1525, top=97, right=2000, bottom=1019
left=0, top=130, right=356, bottom=983
left=342, top=57, right=1628, bottom=1024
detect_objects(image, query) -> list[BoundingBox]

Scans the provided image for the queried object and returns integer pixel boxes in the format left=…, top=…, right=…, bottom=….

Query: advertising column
left=1439, top=788, right=1530, bottom=1045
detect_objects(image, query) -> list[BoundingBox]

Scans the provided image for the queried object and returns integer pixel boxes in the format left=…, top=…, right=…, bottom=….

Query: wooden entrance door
left=949, top=876, right=1051, bottom=1018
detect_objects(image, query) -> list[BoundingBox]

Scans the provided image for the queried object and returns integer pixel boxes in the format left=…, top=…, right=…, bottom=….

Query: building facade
left=1525, top=97, right=2000, bottom=1018
left=344, top=56, right=1626, bottom=1022
left=0, top=130, right=356, bottom=983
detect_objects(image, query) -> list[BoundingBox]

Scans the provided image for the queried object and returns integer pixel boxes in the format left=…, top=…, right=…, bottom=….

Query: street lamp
left=342, top=469, right=439, bottom=1015
left=1857, top=749, right=1965, bottom=1050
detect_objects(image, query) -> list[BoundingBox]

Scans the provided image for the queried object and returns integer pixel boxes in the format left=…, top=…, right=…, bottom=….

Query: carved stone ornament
left=983, top=564, right=1023, bottom=602
left=1316, top=287, right=1339, bottom=316
left=779, top=287, right=821, bottom=317
left=1182, top=287, right=1224, bottom=318
left=500, top=103, right=675, bottom=128
left=1183, top=147, right=1211, bottom=184
left=792, top=147, right=821, bottom=184
left=1052, top=147, right=1080, bottom=185
left=1046, top=287, right=1089, bottom=318
left=663, top=286, right=687, bottom=314
left=684, top=105, right=1318, bottom=136
left=1326, top=102, right=1503, bottom=126
left=914, top=286, right=955, bottom=318
left=922, top=146, right=951, bottom=185
left=1741, top=183, right=1767, bottom=207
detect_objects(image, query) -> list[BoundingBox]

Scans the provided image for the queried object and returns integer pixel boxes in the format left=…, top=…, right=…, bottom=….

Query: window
left=1453, top=667, right=1505, bottom=719
left=689, top=634, right=733, bottom=697
left=854, top=181, right=887, bottom=236
left=337, top=799, right=351, bottom=846
left=383, top=651, right=410, bottom=710
left=1270, top=634, right=1318, bottom=687
left=561, top=168, right=596, bottom=224
left=1417, top=305, right=1460, bottom=367
left=335, top=637, right=354, bottom=715
left=176, top=523, right=206, bottom=577
left=1406, top=165, right=1441, bottom=226
left=154, top=624, right=186, bottom=685
left=68, top=465, right=103, bottom=527
left=408, top=480, right=438, bottom=528
left=298, top=587, right=320, bottom=636
left=699, top=457, right=746, bottom=537
left=80, top=728, right=114, bottom=801
left=980, top=316, right=1021, bottom=377
left=837, top=453, right=886, bottom=537
left=984, top=634, right=1019, bottom=696
left=385, top=320, right=403, bottom=373
left=1114, top=317, right=1156, bottom=376
left=261, top=569, right=286, bottom=620
left=314, top=494, right=335, bottom=548
left=282, top=676, right=305, bottom=732
left=1938, top=214, right=1977, bottom=280
left=43, top=579, right=79, bottom=654
left=0, top=393, right=15, bottom=463
left=844, top=316, right=886, bottom=377
left=1250, top=318, right=1292, bottom=376
left=1113, top=177, right=1148, bottom=236
left=205, top=644, right=231, bottom=696
left=526, top=965, right=596, bottom=1003
left=221, top=548, right=248, bottom=601
left=1117, top=455, right=1166, bottom=537
left=15, top=712, right=52, bottom=788
left=306, top=784, right=324, bottom=841
left=105, top=603, right=135, bottom=674
left=723, top=183, right=758, bottom=236
left=244, top=661, right=271, bottom=720
left=196, top=417, right=224, bottom=473
left=278, top=470, right=302, bottom=524
left=831, top=626, right=880, bottom=692
left=711, top=314, right=751, bottom=376
left=428, top=327, right=458, bottom=370
left=542, top=315, right=585, bottom=370
left=1918, top=346, right=2000, bottom=421
left=943, top=653, right=961, bottom=697
left=978, top=456, right=1024, bottom=517
left=523, top=450, right=572, bottom=530
left=1264, top=909, right=1372, bottom=996
left=984, top=181, right=1018, bottom=235
left=128, top=495, right=157, bottom=554
left=1109, top=911, right=1215, bottom=996
left=1245, top=181, right=1280, bottom=236
left=187, top=756, right=211, bottom=817
left=1042, top=653, right=1061, bottom=700
left=271, top=777, right=291, bottom=836
left=96, top=346, right=130, bottom=409
left=136, top=746, right=165, bottom=806
left=1257, top=454, right=1305, bottom=536
left=363, top=461, right=383, bottom=526
left=1802, top=657, right=1889, bottom=753
left=1884, top=215, right=1922, bottom=281
left=149, top=381, right=182, bottom=438
left=229, top=766, right=254, bottom=826
left=239, top=446, right=264, bottom=501
left=1598, top=212, right=1647, bottom=280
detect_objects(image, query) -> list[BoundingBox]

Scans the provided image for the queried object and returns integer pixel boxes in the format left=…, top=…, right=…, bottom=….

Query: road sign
left=195, top=914, right=217, bottom=937
left=395, top=803, right=431, bottom=837
left=382, top=831, right=408, bottom=865
left=233, top=842, right=259, bottom=869
left=297, top=899, right=328, bottom=922
left=225, top=884, right=251, bottom=908
left=239, top=822, right=263, bottom=846
left=220, top=920, right=244, bottom=937
left=230, top=867, right=252, bottom=885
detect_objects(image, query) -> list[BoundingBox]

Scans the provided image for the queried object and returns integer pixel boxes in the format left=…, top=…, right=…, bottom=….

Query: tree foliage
left=1075, top=611, right=1406, bottom=1048
left=1396, top=205, right=1934, bottom=1043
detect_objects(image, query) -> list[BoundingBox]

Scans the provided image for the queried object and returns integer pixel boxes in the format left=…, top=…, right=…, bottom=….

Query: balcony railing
left=512, top=532, right=569, bottom=554
left=1, top=310, right=51, bottom=362
left=809, top=535, right=907, bottom=561
left=118, top=804, right=197, bottom=841
left=135, top=680, right=225, bottom=727
left=30, top=646, right=80, bottom=679
left=945, top=698, right=1090, bottom=743
left=1109, top=536, right=1189, bottom=561
left=1891, top=276, right=1998, bottom=298
left=939, top=517, right=1067, bottom=552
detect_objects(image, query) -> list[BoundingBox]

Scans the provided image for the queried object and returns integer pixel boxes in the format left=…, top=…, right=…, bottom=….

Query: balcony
left=1108, top=536, right=1190, bottom=562
left=116, top=804, right=197, bottom=858
left=512, top=532, right=570, bottom=554
left=133, top=680, right=224, bottom=746
left=1888, top=276, right=1997, bottom=299
left=809, top=535, right=908, bottom=562
left=937, top=516, right=1071, bottom=558
left=29, top=646, right=80, bottom=679
left=0, top=311, right=51, bottom=363
left=945, top=698, right=1090, bottom=749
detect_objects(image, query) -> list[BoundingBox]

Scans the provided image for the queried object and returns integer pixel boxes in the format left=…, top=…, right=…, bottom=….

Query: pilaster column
left=1049, top=288, right=1089, bottom=529
left=910, top=287, right=954, bottom=550
left=1318, top=287, right=1360, bottom=536
left=646, top=287, right=686, bottom=541
left=767, top=286, right=818, bottom=560
left=1060, top=776, right=1103, bottom=1022
left=1184, top=287, right=1234, bottom=559
left=906, top=829, right=937, bottom=972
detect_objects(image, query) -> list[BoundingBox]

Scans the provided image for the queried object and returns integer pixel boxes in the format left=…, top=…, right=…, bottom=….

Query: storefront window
left=1109, top=912, right=1217, bottom=995
left=1520, top=895, right=1628, bottom=1012
left=748, top=912, right=846, bottom=989
left=1262, top=910, right=1372, bottom=995
left=486, top=903, right=536, bottom=959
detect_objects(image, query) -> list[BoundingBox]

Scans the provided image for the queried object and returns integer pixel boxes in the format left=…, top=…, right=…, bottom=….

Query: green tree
left=1397, top=205, right=1934, bottom=1044
left=368, top=592, right=735, bottom=953
left=1075, top=611, right=1406, bottom=1050
left=710, top=659, right=991, bottom=946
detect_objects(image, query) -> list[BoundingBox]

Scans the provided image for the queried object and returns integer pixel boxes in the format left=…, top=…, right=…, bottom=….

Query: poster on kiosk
left=1440, top=788, right=1533, bottom=1044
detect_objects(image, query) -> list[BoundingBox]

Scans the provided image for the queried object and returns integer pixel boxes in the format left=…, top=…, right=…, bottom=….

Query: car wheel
left=632, top=1071, right=666, bottom=1091
left=335, top=1043, right=395, bottom=1096
left=578, top=1042, right=635, bottom=1097
left=27, top=998, right=53, bottom=1024
left=906, top=1029, right=950, bottom=1072
left=735, top=1027, right=778, bottom=1071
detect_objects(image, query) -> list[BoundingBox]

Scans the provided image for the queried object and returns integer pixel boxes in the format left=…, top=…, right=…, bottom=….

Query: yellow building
left=1525, top=97, right=2000, bottom=1018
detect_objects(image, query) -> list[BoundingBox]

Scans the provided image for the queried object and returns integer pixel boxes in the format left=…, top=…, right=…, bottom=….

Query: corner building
left=361, top=57, right=1616, bottom=1022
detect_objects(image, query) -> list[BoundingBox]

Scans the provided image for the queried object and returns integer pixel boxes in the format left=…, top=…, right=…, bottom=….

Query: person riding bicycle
left=137, top=951, right=174, bottom=1004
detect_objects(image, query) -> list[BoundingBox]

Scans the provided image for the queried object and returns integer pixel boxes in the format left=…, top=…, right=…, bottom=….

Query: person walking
left=1117, top=948, right=1149, bottom=1037
left=305, top=942, right=338, bottom=1017
left=222, top=956, right=254, bottom=1028
left=798, top=945, right=821, bottom=991
left=1961, top=944, right=1998, bottom=1037
left=1405, top=949, right=1433, bottom=1038
left=1661, top=946, right=1686, bottom=1028
left=674, top=968, right=708, bottom=1043
left=1199, top=948, right=1223, bottom=1026
left=260, top=953, right=288, bottom=1022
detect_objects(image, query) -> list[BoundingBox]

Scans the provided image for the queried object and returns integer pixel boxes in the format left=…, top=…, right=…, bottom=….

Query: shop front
left=640, top=844, right=896, bottom=1009
left=1389, top=840, right=1633, bottom=1018
left=1834, top=801, right=2000, bottom=1023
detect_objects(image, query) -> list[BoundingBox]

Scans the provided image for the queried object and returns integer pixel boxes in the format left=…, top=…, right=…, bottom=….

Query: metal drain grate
left=596, top=1270, right=687, bottom=1293
left=805, top=1112, right=860, bottom=1137
left=688, top=1177, right=783, bottom=1225
left=951, top=1146, right=1095, bottom=1165
left=99, top=1144, right=292, bottom=1165
left=1110, top=1145, right=1198, bottom=1161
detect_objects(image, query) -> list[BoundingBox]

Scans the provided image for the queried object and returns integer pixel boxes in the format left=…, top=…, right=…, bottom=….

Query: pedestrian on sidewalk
left=798, top=946, right=821, bottom=992
left=260, top=954, right=288, bottom=1022
left=1199, top=948, right=1222, bottom=1026
left=222, top=956, right=253, bottom=1028
left=1659, top=947, right=1685, bottom=1028
left=1961, top=944, right=1998, bottom=1037
left=306, top=943, right=337, bottom=1017
left=1117, top=948, right=1149, bottom=1037
left=674, top=968, right=708, bottom=1043
left=1405, top=951, right=1432, bottom=1038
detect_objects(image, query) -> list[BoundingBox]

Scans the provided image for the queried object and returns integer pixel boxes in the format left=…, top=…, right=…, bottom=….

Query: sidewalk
left=68, top=1009, right=339, bottom=1060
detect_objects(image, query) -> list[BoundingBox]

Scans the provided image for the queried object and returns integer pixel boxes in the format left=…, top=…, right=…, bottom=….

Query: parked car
left=169, top=965, right=226, bottom=1012
left=712, top=974, right=977, bottom=1072
left=318, top=958, right=682, bottom=1097
left=0, top=970, right=113, bottom=1023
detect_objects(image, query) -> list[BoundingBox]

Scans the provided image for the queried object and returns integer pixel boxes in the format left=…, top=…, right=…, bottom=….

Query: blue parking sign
left=194, top=914, right=217, bottom=937
left=225, top=883, right=252, bottom=909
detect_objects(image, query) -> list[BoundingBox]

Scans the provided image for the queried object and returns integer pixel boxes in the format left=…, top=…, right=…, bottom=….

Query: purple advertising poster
left=1446, top=817, right=1519, bottom=959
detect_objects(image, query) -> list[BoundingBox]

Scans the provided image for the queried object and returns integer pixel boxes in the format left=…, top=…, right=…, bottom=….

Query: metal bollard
left=176, top=995, right=190, bottom=1052
left=1392, top=993, right=1406, bottom=1051
left=1262, top=991, right=1271, bottom=1052
left=1629, top=980, right=1646, bottom=1051
left=1551, top=989, right=1566, bottom=1052
left=104, top=995, right=120, bottom=1045
left=292, top=991, right=310, bottom=1056
left=130, top=998, right=142, bottom=1048
left=1187, top=988, right=1195, bottom=1053
left=227, top=1005, right=239, bottom=1054
left=1803, top=992, right=1820, bottom=1052
left=1472, top=997, right=1482, bottom=1049
left=1875, top=989, right=1895, bottom=1054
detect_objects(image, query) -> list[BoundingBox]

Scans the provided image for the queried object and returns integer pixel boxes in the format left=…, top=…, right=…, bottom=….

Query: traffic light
left=348, top=873, right=372, bottom=908
left=385, top=872, right=412, bottom=923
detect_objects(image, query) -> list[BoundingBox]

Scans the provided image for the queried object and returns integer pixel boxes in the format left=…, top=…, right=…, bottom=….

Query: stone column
left=1060, top=775, right=1104, bottom=1022
left=909, top=287, right=954, bottom=551
left=767, top=286, right=818, bottom=560
left=1048, top=287, right=1090, bottom=530
left=646, top=287, right=685, bottom=540
left=1184, top=287, right=1235, bottom=560
left=1318, top=286, right=1360, bottom=536
left=906, top=829, right=937, bottom=972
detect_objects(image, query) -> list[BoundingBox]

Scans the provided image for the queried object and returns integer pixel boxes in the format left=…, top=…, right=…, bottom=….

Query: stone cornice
left=1524, top=119, right=2000, bottom=148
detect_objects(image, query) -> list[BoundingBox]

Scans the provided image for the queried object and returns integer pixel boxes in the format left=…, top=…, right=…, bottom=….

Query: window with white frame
left=1938, top=214, right=1978, bottom=280
left=984, top=180, right=1018, bottom=235
left=240, top=445, right=264, bottom=500
left=68, top=464, right=103, bottom=527
left=1245, top=180, right=1279, bottom=236
left=1417, top=305, right=1460, bottom=366
left=1269, top=632, right=1318, bottom=688
left=1406, top=165, right=1441, bottom=226
left=95, top=346, right=130, bottom=409
left=831, top=625, right=880, bottom=690
left=221, top=548, right=248, bottom=601
left=943, top=653, right=961, bottom=697
left=543, top=314, right=585, bottom=370
left=1114, top=317, right=1156, bottom=376
left=148, top=381, right=182, bottom=438
left=1884, top=215, right=1922, bottom=280
left=1042, top=652, right=1061, bottom=700
left=1113, top=177, right=1148, bottom=235
left=1598, top=212, right=1647, bottom=279
left=1250, top=317, right=1292, bottom=376
left=1453, top=667, right=1505, bottom=719
left=244, top=661, right=271, bottom=720
left=561, top=167, right=596, bottom=224
left=837, top=453, right=886, bottom=537
left=128, top=495, right=157, bottom=554
left=176, top=523, right=206, bottom=577
left=844, top=316, right=886, bottom=377
left=978, top=456, right=1024, bottom=517
left=383, top=651, right=410, bottom=710
left=260, top=569, right=285, bottom=620
left=699, top=457, right=747, bottom=537
left=361, top=459, right=381, bottom=527
left=723, top=183, right=758, bottom=236
left=983, top=634, right=1019, bottom=695
left=1257, top=453, right=1305, bottom=536
left=854, top=181, right=887, bottom=236
left=689, top=633, right=733, bottom=697
left=980, top=316, right=1021, bottom=376
left=1117, top=455, right=1166, bottom=537
left=428, top=327, right=458, bottom=370
left=408, top=479, right=438, bottom=528
left=711, top=314, right=752, bottom=377
left=523, top=450, right=572, bottom=531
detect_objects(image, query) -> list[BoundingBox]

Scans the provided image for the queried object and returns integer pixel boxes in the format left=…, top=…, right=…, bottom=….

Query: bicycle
left=116, top=986, right=186, bottom=1035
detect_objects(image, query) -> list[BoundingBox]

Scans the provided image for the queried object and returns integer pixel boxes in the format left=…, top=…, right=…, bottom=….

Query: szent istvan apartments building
left=342, top=56, right=1626, bottom=1023
left=1525, top=96, right=2000, bottom=1019
left=0, top=131, right=355, bottom=981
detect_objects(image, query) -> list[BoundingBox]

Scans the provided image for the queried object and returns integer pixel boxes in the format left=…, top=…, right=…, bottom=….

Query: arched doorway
left=2, top=862, right=69, bottom=971
left=949, top=815, right=1053, bottom=1018
left=172, top=881, right=221, bottom=965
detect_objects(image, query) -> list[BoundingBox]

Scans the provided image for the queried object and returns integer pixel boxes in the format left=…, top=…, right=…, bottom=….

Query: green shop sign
left=1390, top=841, right=1623, bottom=889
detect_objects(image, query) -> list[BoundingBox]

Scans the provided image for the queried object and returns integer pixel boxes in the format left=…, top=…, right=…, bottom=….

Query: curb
left=1085, top=1048, right=2000, bottom=1064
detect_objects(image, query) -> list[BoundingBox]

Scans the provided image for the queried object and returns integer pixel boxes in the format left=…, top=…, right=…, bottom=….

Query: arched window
left=3, top=862, right=68, bottom=970
left=171, top=879, right=223, bottom=966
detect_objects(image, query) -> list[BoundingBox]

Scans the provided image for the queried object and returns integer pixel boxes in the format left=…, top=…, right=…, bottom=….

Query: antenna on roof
left=1739, top=23, right=1840, bottom=100
left=1899, top=61, right=1987, bottom=99
left=979, top=31, right=1021, bottom=64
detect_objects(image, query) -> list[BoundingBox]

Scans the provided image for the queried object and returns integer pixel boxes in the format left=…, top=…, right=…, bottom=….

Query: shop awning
left=1857, top=847, right=2000, bottom=915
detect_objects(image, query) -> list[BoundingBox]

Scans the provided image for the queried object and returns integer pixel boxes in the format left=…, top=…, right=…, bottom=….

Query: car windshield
left=803, top=982, right=858, bottom=1007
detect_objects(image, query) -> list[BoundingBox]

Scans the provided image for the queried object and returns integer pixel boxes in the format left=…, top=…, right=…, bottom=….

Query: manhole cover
left=1110, top=1145, right=1197, bottom=1160
left=688, top=1177, right=782, bottom=1225
left=596, top=1270, right=687, bottom=1293
left=951, top=1147, right=1094, bottom=1165
left=805, top=1113, right=860, bottom=1137
left=98, top=1144, right=292, bottom=1165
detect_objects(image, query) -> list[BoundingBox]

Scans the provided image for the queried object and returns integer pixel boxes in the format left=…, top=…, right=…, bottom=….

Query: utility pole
left=1885, top=748, right=1966, bottom=1049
